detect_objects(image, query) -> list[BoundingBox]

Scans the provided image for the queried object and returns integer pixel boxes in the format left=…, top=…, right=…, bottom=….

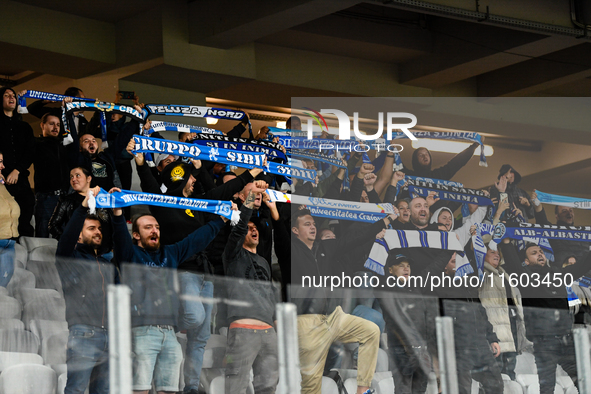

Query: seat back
left=0, top=329, right=39, bottom=353
left=22, top=298, right=66, bottom=331
left=0, top=351, right=43, bottom=372
left=19, top=237, right=57, bottom=252
left=0, top=318, right=24, bottom=331
left=28, top=246, right=57, bottom=265
left=0, top=363, right=57, bottom=394
left=41, top=331, right=68, bottom=365
left=25, top=260, right=63, bottom=294
left=0, top=296, right=21, bottom=320
left=6, top=268, right=35, bottom=298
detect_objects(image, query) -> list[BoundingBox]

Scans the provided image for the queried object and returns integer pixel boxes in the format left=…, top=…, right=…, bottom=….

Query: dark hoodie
left=405, top=143, right=478, bottom=180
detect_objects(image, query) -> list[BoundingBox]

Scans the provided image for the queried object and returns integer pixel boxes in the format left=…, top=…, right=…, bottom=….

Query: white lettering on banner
left=136, top=137, right=202, bottom=158
left=226, top=151, right=263, bottom=166
left=206, top=108, right=244, bottom=119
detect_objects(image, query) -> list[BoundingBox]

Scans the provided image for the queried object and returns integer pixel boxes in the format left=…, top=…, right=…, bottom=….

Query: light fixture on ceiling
left=206, top=117, right=218, bottom=125
left=411, top=139, right=494, bottom=156
left=276, top=121, right=287, bottom=129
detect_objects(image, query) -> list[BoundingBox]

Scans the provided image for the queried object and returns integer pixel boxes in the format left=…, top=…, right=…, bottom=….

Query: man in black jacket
left=499, top=239, right=591, bottom=394
left=34, top=113, right=70, bottom=237
left=0, top=87, right=35, bottom=236
left=55, top=186, right=128, bottom=394
left=223, top=188, right=278, bottom=394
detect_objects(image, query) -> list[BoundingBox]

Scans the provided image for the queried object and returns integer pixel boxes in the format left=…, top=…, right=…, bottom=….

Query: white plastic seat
left=203, top=334, right=227, bottom=369
left=0, top=296, right=21, bottom=320
left=19, top=237, right=57, bottom=252
left=344, top=377, right=357, bottom=394
left=0, top=329, right=39, bottom=353
left=504, top=379, right=525, bottom=394
left=22, top=297, right=66, bottom=331
left=374, top=376, right=395, bottom=394
left=321, top=376, right=340, bottom=394
left=375, top=348, right=389, bottom=372
left=25, top=260, right=63, bottom=294
left=515, top=352, right=537, bottom=374
left=30, top=320, right=68, bottom=348
left=28, top=246, right=57, bottom=265
left=0, top=287, right=7, bottom=296
left=208, top=375, right=254, bottom=394
left=51, top=363, right=67, bottom=377
left=41, top=331, right=68, bottom=365
left=6, top=268, right=35, bottom=298
left=0, top=351, right=43, bottom=372
left=518, top=374, right=563, bottom=394
left=0, top=363, right=57, bottom=394
left=0, top=318, right=24, bottom=331
left=15, top=288, right=61, bottom=307
left=14, top=243, right=27, bottom=270
left=57, top=372, right=67, bottom=394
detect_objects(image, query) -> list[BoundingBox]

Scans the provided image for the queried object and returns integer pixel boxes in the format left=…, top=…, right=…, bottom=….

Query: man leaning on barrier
left=55, top=186, right=128, bottom=394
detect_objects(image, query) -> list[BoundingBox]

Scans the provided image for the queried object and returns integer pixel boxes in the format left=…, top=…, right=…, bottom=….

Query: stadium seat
left=0, top=296, right=21, bottom=320
left=0, top=318, right=24, bottom=331
left=515, top=351, right=537, bottom=375
left=375, top=348, right=389, bottom=372
left=0, top=363, right=57, bottom=394
left=321, top=376, right=339, bottom=394
left=21, top=297, right=66, bottom=331
left=374, top=376, right=394, bottom=394
left=208, top=375, right=255, bottom=394
left=344, top=377, right=357, bottom=394
left=30, top=320, right=68, bottom=347
left=19, top=237, right=57, bottom=252
left=203, top=334, right=227, bottom=369
left=57, top=372, right=66, bottom=394
left=51, top=363, right=66, bottom=377
left=0, top=351, right=43, bottom=372
left=13, top=243, right=27, bottom=270
left=504, top=379, right=525, bottom=394
left=6, top=268, right=35, bottom=298
left=41, top=330, right=68, bottom=365
left=25, top=260, right=63, bottom=294
left=15, top=288, right=61, bottom=307
left=0, top=287, right=7, bottom=296
left=28, top=246, right=57, bottom=265
left=0, top=329, right=39, bottom=353
left=517, top=374, right=563, bottom=394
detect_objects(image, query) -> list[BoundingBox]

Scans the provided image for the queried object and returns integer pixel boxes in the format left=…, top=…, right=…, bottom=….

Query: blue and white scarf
left=289, top=151, right=346, bottom=169
left=535, top=191, right=591, bottom=210
left=17, top=89, right=93, bottom=113
left=92, top=188, right=239, bottom=225
left=133, top=136, right=316, bottom=182
left=364, top=230, right=464, bottom=275
left=390, top=131, right=487, bottom=167
left=490, top=222, right=591, bottom=243
left=144, top=104, right=252, bottom=138
left=265, top=190, right=395, bottom=223
left=64, top=100, right=145, bottom=146
left=191, top=134, right=288, bottom=162
left=405, top=177, right=493, bottom=206
left=145, top=121, right=223, bottom=136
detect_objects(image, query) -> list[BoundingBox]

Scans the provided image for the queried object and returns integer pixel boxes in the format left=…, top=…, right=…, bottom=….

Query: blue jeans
left=179, top=272, right=214, bottom=392
left=34, top=192, right=60, bottom=238
left=65, top=325, right=109, bottom=394
left=0, top=240, right=15, bottom=288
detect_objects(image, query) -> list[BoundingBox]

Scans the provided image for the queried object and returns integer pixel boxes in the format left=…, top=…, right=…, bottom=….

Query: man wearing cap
left=379, top=253, right=435, bottom=394
left=492, top=164, right=534, bottom=220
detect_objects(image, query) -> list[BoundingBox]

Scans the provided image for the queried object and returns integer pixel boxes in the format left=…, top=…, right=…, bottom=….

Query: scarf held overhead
left=190, top=133, right=288, bottom=162
left=535, top=190, right=591, bottom=210
left=266, top=189, right=395, bottom=223
left=364, top=230, right=464, bottom=275
left=405, top=177, right=493, bottom=206
left=93, top=188, right=239, bottom=224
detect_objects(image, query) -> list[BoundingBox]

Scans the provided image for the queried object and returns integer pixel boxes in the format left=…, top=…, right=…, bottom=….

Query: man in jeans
left=115, top=207, right=233, bottom=394
left=223, top=187, right=278, bottom=394
left=55, top=186, right=128, bottom=394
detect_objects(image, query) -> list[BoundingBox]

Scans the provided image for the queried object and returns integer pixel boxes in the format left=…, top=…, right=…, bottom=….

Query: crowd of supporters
left=0, top=85, right=590, bottom=394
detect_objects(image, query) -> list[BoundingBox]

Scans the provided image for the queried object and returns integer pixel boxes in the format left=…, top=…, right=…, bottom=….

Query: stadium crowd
left=0, top=85, right=590, bottom=394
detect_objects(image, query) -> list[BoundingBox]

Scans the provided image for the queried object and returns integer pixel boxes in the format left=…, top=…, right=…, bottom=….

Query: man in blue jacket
left=56, top=186, right=129, bottom=394
left=114, top=204, right=236, bottom=394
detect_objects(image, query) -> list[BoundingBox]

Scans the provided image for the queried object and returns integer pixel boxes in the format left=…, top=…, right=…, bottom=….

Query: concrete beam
left=188, top=0, right=360, bottom=49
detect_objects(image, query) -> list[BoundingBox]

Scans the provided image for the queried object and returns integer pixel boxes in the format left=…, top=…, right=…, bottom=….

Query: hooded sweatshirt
left=405, top=143, right=478, bottom=180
